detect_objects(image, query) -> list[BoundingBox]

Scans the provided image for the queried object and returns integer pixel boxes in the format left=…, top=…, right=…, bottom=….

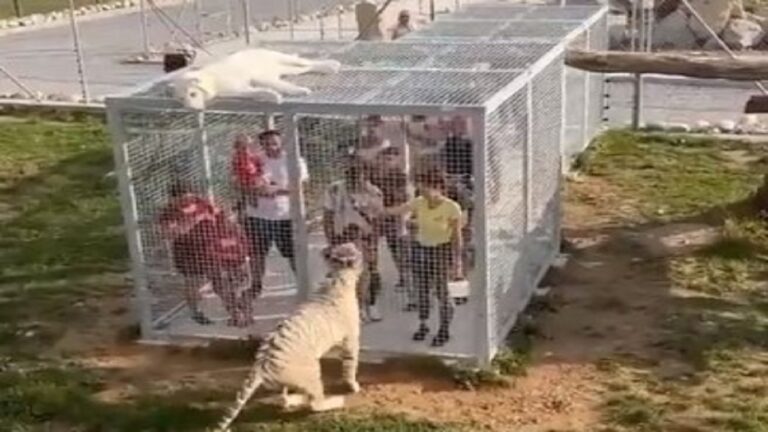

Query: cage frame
left=105, top=4, right=608, bottom=366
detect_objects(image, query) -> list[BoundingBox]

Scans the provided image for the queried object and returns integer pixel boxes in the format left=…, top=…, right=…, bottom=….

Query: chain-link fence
left=602, top=0, right=765, bottom=130
left=106, top=3, right=607, bottom=364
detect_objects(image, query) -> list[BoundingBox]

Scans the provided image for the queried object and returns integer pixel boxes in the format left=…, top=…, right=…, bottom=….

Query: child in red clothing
left=232, top=134, right=265, bottom=191
left=158, top=181, right=253, bottom=327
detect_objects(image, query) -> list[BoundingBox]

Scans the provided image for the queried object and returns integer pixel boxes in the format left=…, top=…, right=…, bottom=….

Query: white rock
left=694, top=119, right=712, bottom=129
left=740, top=114, right=759, bottom=127
left=718, top=119, right=737, bottom=132
left=722, top=18, right=764, bottom=49
left=28, top=13, right=45, bottom=25
left=18, top=18, right=34, bottom=27
left=666, top=122, right=692, bottom=133
left=0, top=20, right=7, bottom=30
left=653, top=10, right=698, bottom=49
left=644, top=121, right=666, bottom=131
left=685, top=0, right=735, bottom=39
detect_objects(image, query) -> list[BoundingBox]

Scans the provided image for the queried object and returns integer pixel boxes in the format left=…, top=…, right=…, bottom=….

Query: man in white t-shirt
left=242, top=129, right=309, bottom=298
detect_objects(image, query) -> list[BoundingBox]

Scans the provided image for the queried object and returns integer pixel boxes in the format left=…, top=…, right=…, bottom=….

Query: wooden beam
left=565, top=49, right=768, bottom=81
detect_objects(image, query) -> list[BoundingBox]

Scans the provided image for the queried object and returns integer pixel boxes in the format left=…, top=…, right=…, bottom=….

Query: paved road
left=0, top=0, right=346, bottom=97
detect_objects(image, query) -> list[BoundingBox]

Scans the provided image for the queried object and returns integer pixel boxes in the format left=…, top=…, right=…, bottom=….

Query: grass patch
left=579, top=131, right=768, bottom=431
left=0, top=116, right=126, bottom=354
left=577, top=130, right=768, bottom=220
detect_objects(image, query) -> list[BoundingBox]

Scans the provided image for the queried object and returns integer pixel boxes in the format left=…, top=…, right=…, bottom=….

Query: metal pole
left=68, top=0, right=90, bottom=102
left=288, top=0, right=295, bottom=40
left=283, top=114, right=311, bottom=303
left=12, top=0, right=22, bottom=18
left=241, top=0, right=251, bottom=45
left=193, top=0, right=203, bottom=42
left=337, top=2, right=343, bottom=39
left=139, top=0, right=150, bottom=55
left=196, top=111, right=214, bottom=200
left=225, top=0, right=233, bottom=36
left=105, top=105, right=154, bottom=339
left=429, top=0, right=435, bottom=21
left=470, top=110, right=492, bottom=367
left=0, top=65, right=40, bottom=100
left=319, top=13, right=325, bottom=40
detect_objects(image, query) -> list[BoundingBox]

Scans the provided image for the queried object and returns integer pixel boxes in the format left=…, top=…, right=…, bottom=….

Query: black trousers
left=243, top=218, right=296, bottom=294
left=412, top=242, right=454, bottom=329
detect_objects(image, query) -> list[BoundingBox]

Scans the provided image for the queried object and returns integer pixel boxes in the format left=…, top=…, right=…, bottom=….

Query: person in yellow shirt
left=383, top=168, right=464, bottom=347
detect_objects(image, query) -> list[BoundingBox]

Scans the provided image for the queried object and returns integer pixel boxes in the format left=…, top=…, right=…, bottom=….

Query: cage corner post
left=470, top=109, right=493, bottom=367
left=195, top=111, right=215, bottom=200
left=105, top=102, right=154, bottom=340
left=283, top=113, right=312, bottom=302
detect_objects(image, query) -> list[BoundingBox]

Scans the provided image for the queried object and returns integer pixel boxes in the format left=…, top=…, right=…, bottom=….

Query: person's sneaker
left=367, top=304, right=383, bottom=322
left=191, top=311, right=213, bottom=325
left=431, top=327, right=450, bottom=347
left=412, top=324, right=429, bottom=341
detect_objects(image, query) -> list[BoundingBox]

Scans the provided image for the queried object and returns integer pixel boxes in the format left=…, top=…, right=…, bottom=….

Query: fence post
left=524, top=82, right=533, bottom=232
left=241, top=0, right=251, bottom=45
left=68, top=0, right=90, bottom=102
left=196, top=112, right=214, bottom=200
left=471, top=110, right=493, bottom=367
left=12, top=0, right=22, bottom=17
left=193, top=0, right=203, bottom=42
left=288, top=0, right=296, bottom=40
left=139, top=0, right=150, bottom=55
left=429, top=0, right=435, bottom=21
left=319, top=13, right=326, bottom=40
left=105, top=103, right=154, bottom=339
left=283, top=113, right=311, bottom=303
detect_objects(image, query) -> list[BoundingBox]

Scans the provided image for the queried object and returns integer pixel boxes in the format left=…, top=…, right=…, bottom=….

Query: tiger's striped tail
left=209, top=365, right=265, bottom=432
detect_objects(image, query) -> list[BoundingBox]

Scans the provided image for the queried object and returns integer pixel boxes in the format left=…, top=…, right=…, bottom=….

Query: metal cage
left=106, top=3, right=608, bottom=365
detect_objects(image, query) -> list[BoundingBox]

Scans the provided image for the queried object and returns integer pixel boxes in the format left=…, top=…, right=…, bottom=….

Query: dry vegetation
left=0, top=117, right=766, bottom=431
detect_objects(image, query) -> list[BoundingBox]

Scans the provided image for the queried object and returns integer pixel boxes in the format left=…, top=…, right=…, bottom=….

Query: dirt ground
left=50, top=169, right=695, bottom=432
left=5, top=124, right=766, bottom=431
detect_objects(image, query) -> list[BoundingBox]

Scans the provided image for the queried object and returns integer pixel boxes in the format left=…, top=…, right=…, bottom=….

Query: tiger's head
left=322, top=242, right=364, bottom=273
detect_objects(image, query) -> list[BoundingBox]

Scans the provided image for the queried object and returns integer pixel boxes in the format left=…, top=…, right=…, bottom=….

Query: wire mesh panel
left=449, top=4, right=602, bottom=20
left=485, top=90, right=527, bottom=349
left=528, top=59, right=563, bottom=297
left=290, top=112, right=480, bottom=358
left=114, top=107, right=308, bottom=342
left=563, top=32, right=588, bottom=164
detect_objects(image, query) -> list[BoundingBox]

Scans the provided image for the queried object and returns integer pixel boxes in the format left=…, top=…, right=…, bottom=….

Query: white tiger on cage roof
left=171, top=48, right=342, bottom=110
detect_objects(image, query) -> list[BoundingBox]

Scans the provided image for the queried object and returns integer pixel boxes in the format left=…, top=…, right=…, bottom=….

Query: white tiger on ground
left=172, top=48, right=342, bottom=110
left=209, top=242, right=365, bottom=432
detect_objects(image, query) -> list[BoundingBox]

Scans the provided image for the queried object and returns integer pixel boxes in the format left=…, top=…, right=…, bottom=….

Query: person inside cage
left=367, top=145, right=412, bottom=299
left=390, top=9, right=415, bottom=40
left=157, top=181, right=253, bottom=327
left=231, top=133, right=265, bottom=215
left=322, top=156, right=385, bottom=322
left=381, top=167, right=464, bottom=347
left=241, top=129, right=309, bottom=302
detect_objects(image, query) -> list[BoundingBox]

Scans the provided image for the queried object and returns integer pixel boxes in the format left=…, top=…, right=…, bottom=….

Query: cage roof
left=116, top=3, right=606, bottom=111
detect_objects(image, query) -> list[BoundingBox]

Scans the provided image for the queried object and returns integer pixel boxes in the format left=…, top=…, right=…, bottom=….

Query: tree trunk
left=565, top=49, right=768, bottom=81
